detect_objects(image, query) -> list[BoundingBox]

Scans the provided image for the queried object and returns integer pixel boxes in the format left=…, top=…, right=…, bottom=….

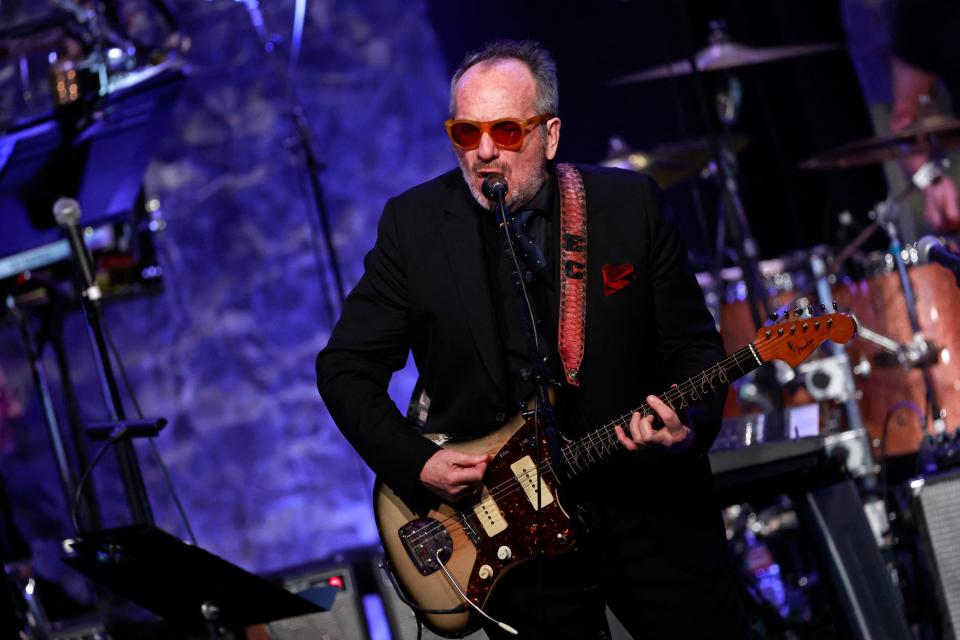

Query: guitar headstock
left=753, top=312, right=857, bottom=368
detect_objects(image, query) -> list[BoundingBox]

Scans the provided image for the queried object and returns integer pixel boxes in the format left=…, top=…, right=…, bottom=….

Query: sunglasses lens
left=450, top=122, right=482, bottom=147
left=490, top=120, right=524, bottom=147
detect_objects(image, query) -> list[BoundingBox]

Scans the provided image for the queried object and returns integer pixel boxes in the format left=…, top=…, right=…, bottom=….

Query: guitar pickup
left=510, top=455, right=554, bottom=509
left=472, top=487, right=507, bottom=537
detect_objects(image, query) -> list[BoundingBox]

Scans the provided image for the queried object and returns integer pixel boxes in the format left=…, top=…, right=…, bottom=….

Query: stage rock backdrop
left=0, top=0, right=451, bottom=600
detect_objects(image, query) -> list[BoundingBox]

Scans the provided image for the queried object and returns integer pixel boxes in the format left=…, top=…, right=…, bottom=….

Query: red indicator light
left=327, top=575, right=344, bottom=589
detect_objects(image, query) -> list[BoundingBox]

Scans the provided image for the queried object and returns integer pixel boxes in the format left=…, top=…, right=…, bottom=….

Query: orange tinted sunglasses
left=444, top=113, right=553, bottom=151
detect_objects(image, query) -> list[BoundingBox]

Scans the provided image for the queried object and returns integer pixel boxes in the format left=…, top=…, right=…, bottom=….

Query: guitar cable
left=379, top=557, right=519, bottom=637
left=434, top=550, right=519, bottom=636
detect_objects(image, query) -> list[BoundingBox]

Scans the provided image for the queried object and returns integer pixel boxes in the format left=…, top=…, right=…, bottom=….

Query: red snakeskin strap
left=556, top=163, right=587, bottom=387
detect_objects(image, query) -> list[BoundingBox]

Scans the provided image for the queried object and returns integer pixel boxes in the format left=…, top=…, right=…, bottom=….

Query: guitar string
left=401, top=346, right=762, bottom=548
left=402, top=321, right=841, bottom=549
left=400, top=347, right=760, bottom=548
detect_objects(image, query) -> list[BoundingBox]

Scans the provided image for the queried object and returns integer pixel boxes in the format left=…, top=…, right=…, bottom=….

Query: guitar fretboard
left=561, top=344, right=764, bottom=475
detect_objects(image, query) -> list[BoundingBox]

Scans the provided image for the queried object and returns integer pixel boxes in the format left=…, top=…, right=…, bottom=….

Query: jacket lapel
left=440, top=186, right=506, bottom=398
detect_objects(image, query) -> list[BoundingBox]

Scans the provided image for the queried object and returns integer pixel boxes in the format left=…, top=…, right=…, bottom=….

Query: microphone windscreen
left=53, top=197, right=82, bottom=226
left=481, top=174, right=508, bottom=201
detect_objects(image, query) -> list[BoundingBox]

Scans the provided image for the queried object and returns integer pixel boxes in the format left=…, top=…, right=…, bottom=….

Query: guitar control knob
left=478, top=564, right=494, bottom=580
left=497, top=546, right=512, bottom=561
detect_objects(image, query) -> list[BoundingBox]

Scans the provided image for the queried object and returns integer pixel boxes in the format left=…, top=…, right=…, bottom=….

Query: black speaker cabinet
left=914, top=471, right=960, bottom=639
left=797, top=479, right=912, bottom=640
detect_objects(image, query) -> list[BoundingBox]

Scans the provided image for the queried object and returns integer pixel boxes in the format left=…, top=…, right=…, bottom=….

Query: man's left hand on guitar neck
left=613, top=395, right=693, bottom=453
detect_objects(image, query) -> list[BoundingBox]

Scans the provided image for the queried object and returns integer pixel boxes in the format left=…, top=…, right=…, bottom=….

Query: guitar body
left=375, top=313, right=857, bottom=637
left=375, top=406, right=577, bottom=637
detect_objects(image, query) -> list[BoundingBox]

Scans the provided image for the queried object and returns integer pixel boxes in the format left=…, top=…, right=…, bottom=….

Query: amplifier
left=914, top=471, right=960, bottom=639
left=263, top=563, right=367, bottom=640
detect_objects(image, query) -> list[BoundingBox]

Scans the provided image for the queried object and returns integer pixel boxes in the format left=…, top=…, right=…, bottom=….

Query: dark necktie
left=509, top=208, right=547, bottom=272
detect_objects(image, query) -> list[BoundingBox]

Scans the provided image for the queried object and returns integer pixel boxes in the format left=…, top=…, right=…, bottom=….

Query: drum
left=698, top=251, right=821, bottom=418
left=835, top=254, right=960, bottom=457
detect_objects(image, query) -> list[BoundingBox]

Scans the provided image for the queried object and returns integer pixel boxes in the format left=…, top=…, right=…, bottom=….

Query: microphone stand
left=54, top=199, right=154, bottom=526
left=236, top=0, right=345, bottom=324
left=486, top=176, right=564, bottom=635
left=486, top=181, right=566, bottom=475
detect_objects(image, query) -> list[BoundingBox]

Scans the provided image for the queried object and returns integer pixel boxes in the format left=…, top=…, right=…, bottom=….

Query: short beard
left=456, top=149, right=548, bottom=211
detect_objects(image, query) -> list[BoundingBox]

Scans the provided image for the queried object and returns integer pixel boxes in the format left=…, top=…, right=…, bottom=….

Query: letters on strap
left=556, top=163, right=587, bottom=387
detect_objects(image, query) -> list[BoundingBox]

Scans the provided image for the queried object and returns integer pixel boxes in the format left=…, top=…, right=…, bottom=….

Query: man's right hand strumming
left=419, top=449, right=489, bottom=502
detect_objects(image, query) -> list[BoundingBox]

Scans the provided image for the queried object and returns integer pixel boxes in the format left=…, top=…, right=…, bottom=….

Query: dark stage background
left=0, top=0, right=912, bottom=621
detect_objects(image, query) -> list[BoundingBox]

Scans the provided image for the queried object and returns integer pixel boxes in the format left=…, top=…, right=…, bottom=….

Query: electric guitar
left=375, top=313, right=856, bottom=637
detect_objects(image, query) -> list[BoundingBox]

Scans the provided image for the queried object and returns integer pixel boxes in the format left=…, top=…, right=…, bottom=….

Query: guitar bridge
left=457, top=511, right=481, bottom=546
left=398, top=518, right=453, bottom=576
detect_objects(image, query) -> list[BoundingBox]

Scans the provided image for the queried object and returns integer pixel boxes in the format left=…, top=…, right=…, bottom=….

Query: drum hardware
left=609, top=20, right=773, bottom=334
left=798, top=355, right=855, bottom=403
left=877, top=201, right=947, bottom=435
left=809, top=253, right=873, bottom=473
left=607, top=20, right=841, bottom=86
left=801, top=128, right=955, bottom=442
left=872, top=335, right=941, bottom=370
left=800, top=117, right=960, bottom=171
left=600, top=134, right=749, bottom=190
left=823, top=430, right=877, bottom=478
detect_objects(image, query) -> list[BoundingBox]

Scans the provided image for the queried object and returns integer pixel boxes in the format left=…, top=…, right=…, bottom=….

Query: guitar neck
left=560, top=343, right=764, bottom=476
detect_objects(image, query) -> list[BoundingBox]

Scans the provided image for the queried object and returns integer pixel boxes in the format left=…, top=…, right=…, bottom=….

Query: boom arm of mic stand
left=235, top=0, right=346, bottom=323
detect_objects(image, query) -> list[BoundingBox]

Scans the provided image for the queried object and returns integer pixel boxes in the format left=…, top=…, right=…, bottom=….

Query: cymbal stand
left=684, top=20, right=783, bottom=425
left=695, top=22, right=772, bottom=329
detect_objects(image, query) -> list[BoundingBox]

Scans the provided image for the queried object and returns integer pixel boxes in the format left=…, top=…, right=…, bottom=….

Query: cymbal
left=601, top=135, right=749, bottom=188
left=609, top=41, right=841, bottom=86
left=801, top=117, right=960, bottom=170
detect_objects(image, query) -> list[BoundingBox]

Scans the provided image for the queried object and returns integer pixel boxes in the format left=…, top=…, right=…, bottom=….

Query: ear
left=544, top=117, right=561, bottom=161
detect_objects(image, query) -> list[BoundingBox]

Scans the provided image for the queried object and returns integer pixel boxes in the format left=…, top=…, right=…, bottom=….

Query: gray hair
left=449, top=39, right=559, bottom=117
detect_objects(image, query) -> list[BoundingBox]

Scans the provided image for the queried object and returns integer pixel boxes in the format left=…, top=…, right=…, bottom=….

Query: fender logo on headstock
left=786, top=337, right=815, bottom=355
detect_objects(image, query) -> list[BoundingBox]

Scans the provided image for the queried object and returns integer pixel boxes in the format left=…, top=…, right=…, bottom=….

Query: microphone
left=53, top=197, right=101, bottom=301
left=482, top=173, right=508, bottom=202
left=917, top=235, right=960, bottom=287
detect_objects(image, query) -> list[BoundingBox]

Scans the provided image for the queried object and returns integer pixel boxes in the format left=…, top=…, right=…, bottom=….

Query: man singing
left=317, top=39, right=746, bottom=639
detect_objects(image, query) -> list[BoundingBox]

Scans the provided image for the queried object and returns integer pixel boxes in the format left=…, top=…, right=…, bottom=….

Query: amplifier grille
left=918, top=474, right=960, bottom=637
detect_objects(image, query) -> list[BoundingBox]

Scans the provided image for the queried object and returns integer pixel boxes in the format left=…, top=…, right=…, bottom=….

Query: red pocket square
left=602, top=263, right=636, bottom=296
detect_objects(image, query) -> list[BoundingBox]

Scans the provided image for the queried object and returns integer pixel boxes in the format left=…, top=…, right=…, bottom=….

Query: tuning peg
left=832, top=299, right=838, bottom=311
left=819, top=303, right=826, bottom=313
left=768, top=312, right=779, bottom=322
left=794, top=307, right=804, bottom=317
left=782, top=311, right=791, bottom=321
left=807, top=305, right=815, bottom=316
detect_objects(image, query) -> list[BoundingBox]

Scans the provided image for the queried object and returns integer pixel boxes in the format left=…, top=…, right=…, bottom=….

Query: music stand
left=62, top=525, right=332, bottom=635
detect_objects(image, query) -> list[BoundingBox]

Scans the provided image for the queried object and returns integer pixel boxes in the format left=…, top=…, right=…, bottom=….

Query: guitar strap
left=556, top=163, right=587, bottom=387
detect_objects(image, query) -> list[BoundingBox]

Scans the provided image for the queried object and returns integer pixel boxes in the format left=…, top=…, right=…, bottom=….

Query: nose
left=477, top=131, right=499, bottom=162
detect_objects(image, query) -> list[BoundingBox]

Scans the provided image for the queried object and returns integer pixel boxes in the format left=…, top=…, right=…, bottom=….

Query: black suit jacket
left=317, top=164, right=730, bottom=571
